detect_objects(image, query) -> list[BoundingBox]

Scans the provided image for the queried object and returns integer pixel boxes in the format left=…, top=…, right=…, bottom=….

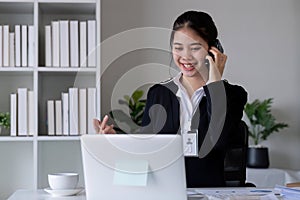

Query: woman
left=94, top=10, right=247, bottom=187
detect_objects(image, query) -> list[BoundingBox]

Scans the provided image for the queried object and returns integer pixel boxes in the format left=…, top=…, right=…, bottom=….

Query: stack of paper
left=275, top=185, right=300, bottom=199
left=188, top=188, right=280, bottom=200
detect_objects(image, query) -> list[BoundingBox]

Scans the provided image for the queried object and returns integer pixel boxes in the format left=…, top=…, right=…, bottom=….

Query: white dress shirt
left=173, top=73, right=206, bottom=135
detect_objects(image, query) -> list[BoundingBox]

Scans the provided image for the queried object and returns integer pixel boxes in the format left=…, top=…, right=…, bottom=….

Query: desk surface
left=8, top=188, right=282, bottom=200
left=246, top=168, right=300, bottom=188
left=8, top=189, right=86, bottom=200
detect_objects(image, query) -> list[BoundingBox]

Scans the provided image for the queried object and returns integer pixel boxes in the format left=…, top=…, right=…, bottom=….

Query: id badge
left=183, top=129, right=198, bottom=157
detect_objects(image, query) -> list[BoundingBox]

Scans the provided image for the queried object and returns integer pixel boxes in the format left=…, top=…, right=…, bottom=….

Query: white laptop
left=81, top=134, right=187, bottom=200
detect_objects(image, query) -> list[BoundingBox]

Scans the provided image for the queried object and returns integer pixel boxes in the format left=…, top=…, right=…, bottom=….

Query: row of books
left=47, top=88, right=97, bottom=136
left=0, top=25, right=34, bottom=67
left=45, top=20, right=96, bottom=68
left=10, top=88, right=35, bottom=136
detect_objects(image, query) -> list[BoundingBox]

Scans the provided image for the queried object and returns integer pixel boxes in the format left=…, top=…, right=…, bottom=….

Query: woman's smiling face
left=172, top=27, right=209, bottom=78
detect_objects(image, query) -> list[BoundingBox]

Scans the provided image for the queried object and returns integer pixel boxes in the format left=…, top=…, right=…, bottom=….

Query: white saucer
left=44, top=187, right=84, bottom=196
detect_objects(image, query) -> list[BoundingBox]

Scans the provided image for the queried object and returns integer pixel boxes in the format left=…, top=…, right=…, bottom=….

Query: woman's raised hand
left=93, top=115, right=116, bottom=134
left=206, top=46, right=227, bottom=83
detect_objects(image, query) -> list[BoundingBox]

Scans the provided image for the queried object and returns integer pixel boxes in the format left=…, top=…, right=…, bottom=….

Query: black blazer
left=141, top=80, right=247, bottom=187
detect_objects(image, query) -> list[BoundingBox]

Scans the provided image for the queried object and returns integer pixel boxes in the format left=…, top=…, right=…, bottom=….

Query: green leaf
left=244, top=98, right=288, bottom=145
left=110, top=89, right=147, bottom=132
left=131, top=90, right=144, bottom=103
left=123, top=95, right=131, bottom=103
left=118, top=99, right=129, bottom=107
left=0, top=112, right=10, bottom=129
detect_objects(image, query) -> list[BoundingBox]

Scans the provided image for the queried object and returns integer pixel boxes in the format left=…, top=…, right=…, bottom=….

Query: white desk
left=9, top=188, right=282, bottom=200
left=246, top=168, right=300, bottom=188
left=8, top=189, right=86, bottom=200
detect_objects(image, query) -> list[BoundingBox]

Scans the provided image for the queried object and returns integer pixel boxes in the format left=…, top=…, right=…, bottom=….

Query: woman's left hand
left=206, top=46, right=227, bottom=83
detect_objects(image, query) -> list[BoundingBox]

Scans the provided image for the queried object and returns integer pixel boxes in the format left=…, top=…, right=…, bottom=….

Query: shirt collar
left=173, top=73, right=184, bottom=98
left=173, top=72, right=205, bottom=98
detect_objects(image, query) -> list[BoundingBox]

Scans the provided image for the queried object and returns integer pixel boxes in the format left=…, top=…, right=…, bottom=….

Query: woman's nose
left=181, top=49, right=193, bottom=60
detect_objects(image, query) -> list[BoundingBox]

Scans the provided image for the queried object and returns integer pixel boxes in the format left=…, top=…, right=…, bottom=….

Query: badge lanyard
left=183, top=106, right=200, bottom=157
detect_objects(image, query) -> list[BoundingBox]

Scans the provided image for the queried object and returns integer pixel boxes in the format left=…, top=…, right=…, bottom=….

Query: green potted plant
left=0, top=112, right=10, bottom=135
left=109, top=90, right=146, bottom=133
left=244, top=98, right=288, bottom=168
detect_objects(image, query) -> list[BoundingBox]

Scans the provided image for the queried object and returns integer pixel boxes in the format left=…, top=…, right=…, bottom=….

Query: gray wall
left=101, top=0, right=300, bottom=170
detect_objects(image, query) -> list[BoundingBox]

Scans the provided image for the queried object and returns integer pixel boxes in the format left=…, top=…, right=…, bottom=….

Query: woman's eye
left=191, top=47, right=201, bottom=51
left=174, top=47, right=183, bottom=51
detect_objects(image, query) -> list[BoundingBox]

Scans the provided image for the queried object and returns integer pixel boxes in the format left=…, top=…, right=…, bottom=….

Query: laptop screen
left=81, top=134, right=187, bottom=200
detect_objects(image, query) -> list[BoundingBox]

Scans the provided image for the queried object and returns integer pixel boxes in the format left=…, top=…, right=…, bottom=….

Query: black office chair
left=224, top=120, right=255, bottom=187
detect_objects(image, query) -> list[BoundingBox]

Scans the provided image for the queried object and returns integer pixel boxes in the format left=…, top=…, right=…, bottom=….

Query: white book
left=59, top=20, right=69, bottom=67
left=15, top=25, right=21, bottom=67
left=79, top=21, right=87, bottom=67
left=79, top=88, right=87, bottom=135
left=55, top=100, right=62, bottom=136
left=18, top=88, right=28, bottom=136
left=28, top=25, right=34, bottom=67
left=87, top=88, right=96, bottom=134
left=45, top=25, right=52, bottom=67
left=3, top=25, right=9, bottom=67
left=10, top=93, right=17, bottom=136
left=47, top=100, right=55, bottom=136
left=21, top=25, right=28, bottom=67
left=62, top=93, right=69, bottom=135
left=87, top=20, right=96, bottom=67
left=70, top=20, right=79, bottom=67
left=51, top=21, right=60, bottom=67
left=0, top=26, right=2, bottom=67
left=9, top=33, right=15, bottom=67
left=28, top=91, right=34, bottom=136
left=69, top=88, right=79, bottom=135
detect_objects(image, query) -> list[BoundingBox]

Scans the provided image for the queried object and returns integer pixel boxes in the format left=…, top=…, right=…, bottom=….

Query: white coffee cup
left=48, top=173, right=79, bottom=190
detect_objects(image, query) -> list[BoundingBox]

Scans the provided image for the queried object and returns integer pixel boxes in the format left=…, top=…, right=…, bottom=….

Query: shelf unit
left=0, top=0, right=100, bottom=198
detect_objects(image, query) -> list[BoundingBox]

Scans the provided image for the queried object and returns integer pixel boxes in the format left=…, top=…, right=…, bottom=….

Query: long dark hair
left=170, top=11, right=218, bottom=47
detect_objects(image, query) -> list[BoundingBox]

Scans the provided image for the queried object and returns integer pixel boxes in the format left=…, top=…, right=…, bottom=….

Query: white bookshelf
left=0, top=0, right=100, bottom=198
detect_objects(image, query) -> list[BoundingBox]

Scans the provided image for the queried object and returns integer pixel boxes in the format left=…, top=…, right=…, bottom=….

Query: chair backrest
left=224, top=120, right=249, bottom=187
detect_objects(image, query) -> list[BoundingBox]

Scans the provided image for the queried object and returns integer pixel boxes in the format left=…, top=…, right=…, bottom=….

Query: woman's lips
left=181, top=63, right=195, bottom=71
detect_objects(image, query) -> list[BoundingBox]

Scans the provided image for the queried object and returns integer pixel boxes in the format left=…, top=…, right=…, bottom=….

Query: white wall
left=101, top=0, right=300, bottom=170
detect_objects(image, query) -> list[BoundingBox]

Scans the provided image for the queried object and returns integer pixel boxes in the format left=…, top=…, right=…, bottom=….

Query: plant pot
left=0, top=126, right=4, bottom=135
left=0, top=126, right=9, bottom=136
left=247, top=146, right=269, bottom=168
